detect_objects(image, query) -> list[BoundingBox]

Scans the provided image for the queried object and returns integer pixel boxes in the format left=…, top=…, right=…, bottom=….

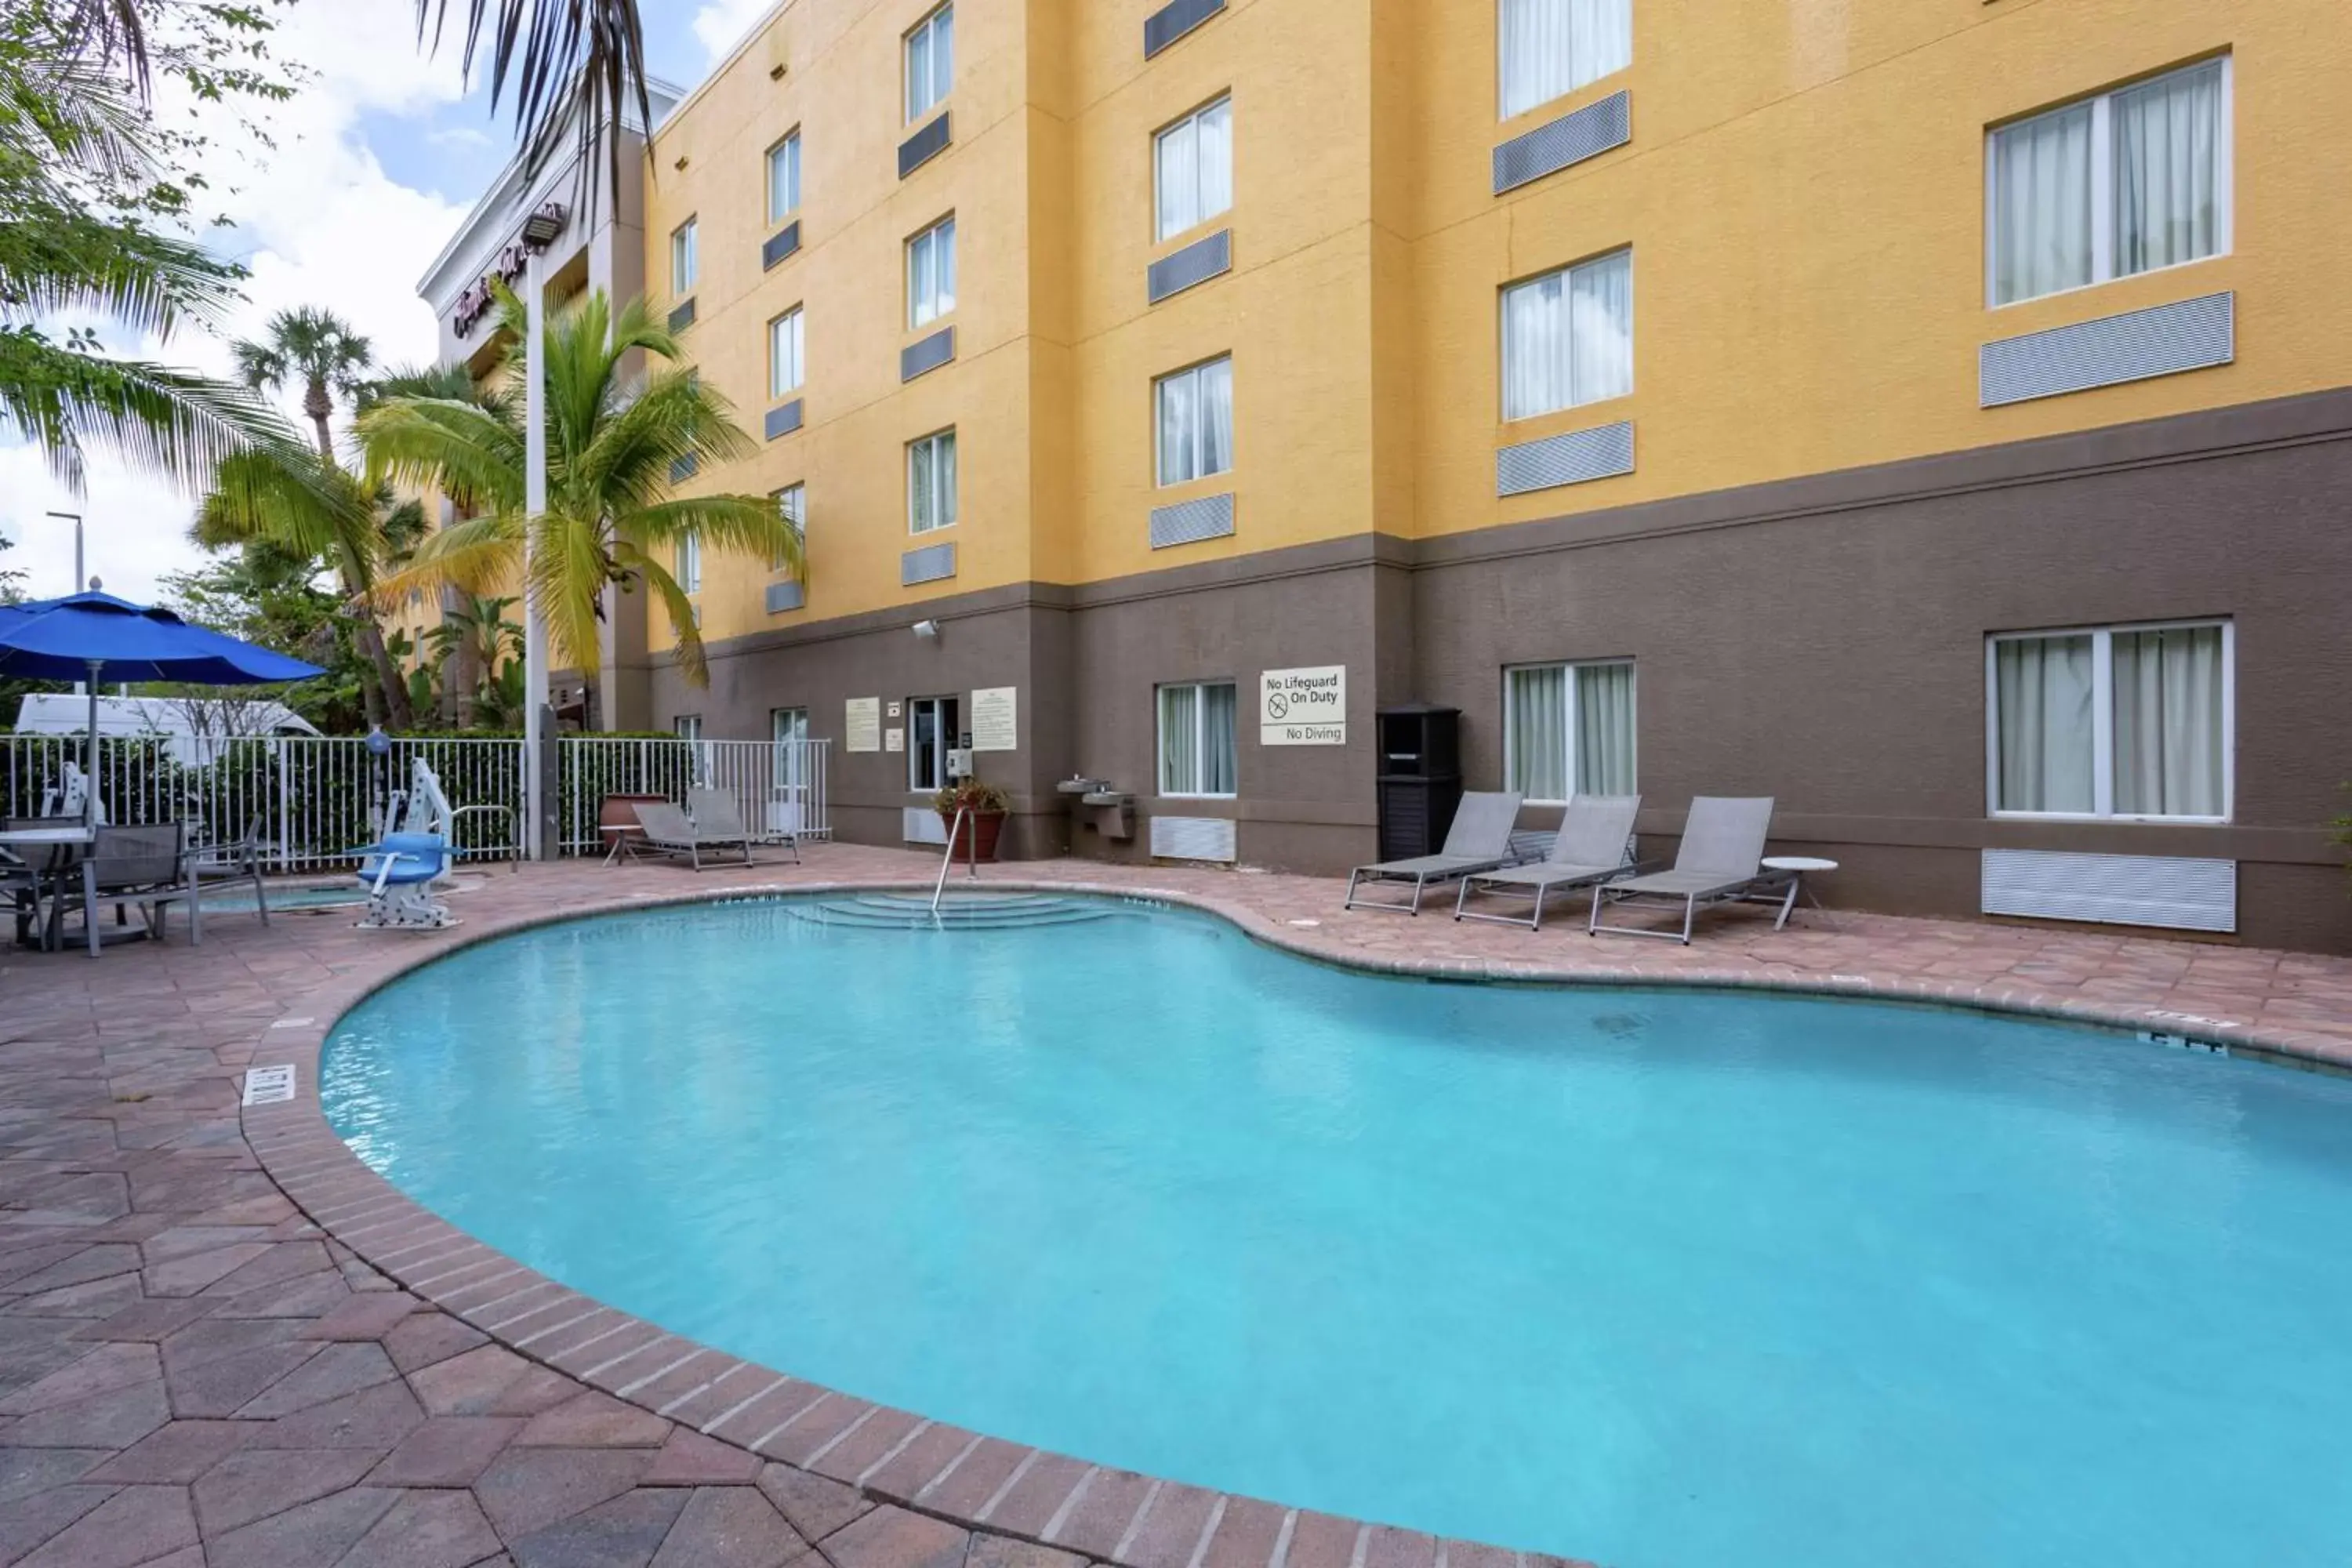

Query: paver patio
left=3, top=844, right=2349, bottom=1567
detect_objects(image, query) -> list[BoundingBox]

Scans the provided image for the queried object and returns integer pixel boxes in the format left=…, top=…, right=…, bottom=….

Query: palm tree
left=213, top=308, right=425, bottom=728
left=0, top=20, right=298, bottom=493
left=234, top=308, right=375, bottom=459
left=360, top=284, right=802, bottom=691
left=194, top=448, right=418, bottom=730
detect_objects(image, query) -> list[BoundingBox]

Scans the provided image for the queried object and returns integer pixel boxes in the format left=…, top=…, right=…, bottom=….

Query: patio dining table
left=1, top=824, right=96, bottom=953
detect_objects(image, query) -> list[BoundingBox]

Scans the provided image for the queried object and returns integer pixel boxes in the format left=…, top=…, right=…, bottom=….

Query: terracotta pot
left=939, top=807, right=1007, bottom=862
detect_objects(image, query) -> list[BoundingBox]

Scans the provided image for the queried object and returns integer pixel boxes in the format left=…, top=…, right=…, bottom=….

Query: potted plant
left=934, top=777, right=1012, bottom=862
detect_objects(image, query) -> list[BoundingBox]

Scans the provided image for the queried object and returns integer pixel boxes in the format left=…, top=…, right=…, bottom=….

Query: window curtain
left=1574, top=662, right=1636, bottom=793
left=2112, top=626, right=2223, bottom=816
left=1159, top=684, right=1197, bottom=793
left=2114, top=62, right=2222, bottom=278
left=1498, top=0, right=1631, bottom=120
left=771, top=312, right=801, bottom=398
left=1199, top=358, right=1233, bottom=477
left=1994, top=635, right=2094, bottom=811
left=1503, top=250, right=1632, bottom=421
left=1201, top=683, right=1238, bottom=793
left=910, top=442, right=939, bottom=532
left=1156, top=116, right=1197, bottom=240
left=677, top=532, right=700, bottom=593
left=1196, top=99, right=1232, bottom=227
left=1158, top=371, right=1196, bottom=485
left=933, top=434, right=956, bottom=529
left=1990, top=103, right=2091, bottom=305
left=768, top=136, right=799, bottom=222
left=1505, top=666, right=1568, bottom=800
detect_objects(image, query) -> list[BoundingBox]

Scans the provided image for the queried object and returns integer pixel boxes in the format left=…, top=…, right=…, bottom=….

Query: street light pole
left=522, top=245, right=552, bottom=862
left=43, top=511, right=83, bottom=593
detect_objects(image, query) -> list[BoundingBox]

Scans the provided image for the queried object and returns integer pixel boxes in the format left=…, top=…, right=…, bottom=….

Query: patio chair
left=1343, top=790, right=1526, bottom=915
left=1454, top=793, right=1642, bottom=931
left=1588, top=796, right=1784, bottom=945
left=633, top=800, right=752, bottom=871
left=689, top=786, right=793, bottom=865
left=191, top=815, right=269, bottom=925
left=60, top=822, right=199, bottom=956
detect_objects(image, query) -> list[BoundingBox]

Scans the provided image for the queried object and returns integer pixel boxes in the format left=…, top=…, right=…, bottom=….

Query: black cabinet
left=1374, top=705, right=1462, bottom=861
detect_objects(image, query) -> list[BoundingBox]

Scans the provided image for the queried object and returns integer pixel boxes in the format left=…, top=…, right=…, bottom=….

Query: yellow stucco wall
left=635, top=0, right=2352, bottom=651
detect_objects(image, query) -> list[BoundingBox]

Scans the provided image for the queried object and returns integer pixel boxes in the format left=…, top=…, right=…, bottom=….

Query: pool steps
left=789, top=892, right=1118, bottom=931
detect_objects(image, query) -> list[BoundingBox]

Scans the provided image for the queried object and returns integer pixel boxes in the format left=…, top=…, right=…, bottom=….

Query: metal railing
left=0, top=731, right=829, bottom=874
left=556, top=736, right=831, bottom=855
left=931, top=803, right=979, bottom=913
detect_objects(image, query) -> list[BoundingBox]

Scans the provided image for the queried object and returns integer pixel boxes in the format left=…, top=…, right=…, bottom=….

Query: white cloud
left=692, top=0, right=777, bottom=67
left=0, top=0, right=478, bottom=603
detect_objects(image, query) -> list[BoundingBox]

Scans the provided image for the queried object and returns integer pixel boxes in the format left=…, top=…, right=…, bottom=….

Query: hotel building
left=423, top=0, right=2352, bottom=952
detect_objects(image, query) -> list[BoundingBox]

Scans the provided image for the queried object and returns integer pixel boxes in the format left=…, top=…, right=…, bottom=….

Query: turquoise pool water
left=320, top=895, right=2352, bottom=1568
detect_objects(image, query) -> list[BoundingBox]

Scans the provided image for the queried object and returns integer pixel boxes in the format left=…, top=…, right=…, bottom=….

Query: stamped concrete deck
left=4, top=844, right=2350, bottom=1568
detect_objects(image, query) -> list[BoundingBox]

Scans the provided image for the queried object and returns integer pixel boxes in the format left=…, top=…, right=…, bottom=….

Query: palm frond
left=529, top=508, right=614, bottom=675
left=412, top=0, right=653, bottom=214
left=194, top=448, right=379, bottom=571
left=0, top=213, right=244, bottom=339
left=355, top=396, right=526, bottom=514
left=374, top=513, right=525, bottom=608
left=620, top=494, right=803, bottom=583
left=0, top=327, right=303, bottom=492
left=627, top=546, right=707, bottom=688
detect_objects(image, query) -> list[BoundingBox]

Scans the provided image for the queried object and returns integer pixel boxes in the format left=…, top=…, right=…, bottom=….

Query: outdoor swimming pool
left=320, top=894, right=2352, bottom=1568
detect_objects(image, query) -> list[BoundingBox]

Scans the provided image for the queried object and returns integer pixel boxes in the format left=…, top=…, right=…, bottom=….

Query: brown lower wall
left=641, top=387, right=2352, bottom=953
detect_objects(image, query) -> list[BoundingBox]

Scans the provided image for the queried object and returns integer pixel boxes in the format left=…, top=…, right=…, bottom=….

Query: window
left=1154, top=357, right=1234, bottom=486
left=768, top=307, right=804, bottom=400
left=908, top=430, right=956, bottom=533
left=1498, top=0, right=1632, bottom=121
left=774, top=483, right=805, bottom=559
left=1987, top=620, right=2230, bottom=819
left=1503, top=661, right=1635, bottom=802
left=907, top=695, right=960, bottom=791
left=1158, top=681, right=1237, bottom=797
left=766, top=132, right=801, bottom=225
left=670, top=217, right=699, bottom=293
left=905, top=4, right=953, bottom=122
left=1155, top=96, right=1232, bottom=242
left=1502, top=249, right=1632, bottom=421
left=674, top=714, right=703, bottom=742
left=907, top=216, right=956, bottom=328
left=1987, top=57, right=2229, bottom=307
left=677, top=531, right=701, bottom=594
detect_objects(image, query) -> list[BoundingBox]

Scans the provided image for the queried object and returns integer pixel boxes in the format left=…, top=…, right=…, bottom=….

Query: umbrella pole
left=84, top=660, right=101, bottom=826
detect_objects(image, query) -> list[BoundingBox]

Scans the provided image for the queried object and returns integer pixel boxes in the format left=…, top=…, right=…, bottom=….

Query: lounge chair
left=1588, top=796, right=1784, bottom=944
left=1344, top=790, right=1525, bottom=915
left=633, top=798, right=753, bottom=871
left=192, top=815, right=270, bottom=925
left=60, top=822, right=200, bottom=956
left=1454, top=793, right=1642, bottom=930
left=689, top=786, right=796, bottom=865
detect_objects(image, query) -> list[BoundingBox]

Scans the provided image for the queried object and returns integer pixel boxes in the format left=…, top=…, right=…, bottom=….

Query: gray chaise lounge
left=633, top=797, right=754, bottom=871
left=1454, top=793, right=1642, bottom=930
left=1588, top=795, right=1783, bottom=944
left=1344, top=790, right=1525, bottom=915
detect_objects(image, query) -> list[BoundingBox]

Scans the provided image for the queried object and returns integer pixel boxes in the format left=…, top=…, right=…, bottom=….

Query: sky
left=0, top=0, right=780, bottom=604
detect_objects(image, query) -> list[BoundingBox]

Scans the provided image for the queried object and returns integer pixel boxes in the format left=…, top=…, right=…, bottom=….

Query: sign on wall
left=1260, top=666, right=1347, bottom=746
left=971, top=687, right=1018, bottom=752
left=885, top=728, right=906, bottom=753
left=845, top=697, right=881, bottom=753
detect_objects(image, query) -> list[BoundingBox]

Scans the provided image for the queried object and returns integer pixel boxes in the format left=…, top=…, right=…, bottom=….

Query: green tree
left=158, top=541, right=367, bottom=734
left=0, top=2, right=299, bottom=492
left=360, top=285, right=803, bottom=689
left=233, top=307, right=372, bottom=457
left=216, top=306, right=414, bottom=728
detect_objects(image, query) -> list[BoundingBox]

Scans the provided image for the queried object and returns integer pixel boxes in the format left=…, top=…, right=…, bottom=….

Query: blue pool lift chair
left=352, top=831, right=456, bottom=930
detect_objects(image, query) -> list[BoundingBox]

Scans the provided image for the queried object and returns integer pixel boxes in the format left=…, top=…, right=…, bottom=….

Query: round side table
left=1761, top=855, right=1839, bottom=930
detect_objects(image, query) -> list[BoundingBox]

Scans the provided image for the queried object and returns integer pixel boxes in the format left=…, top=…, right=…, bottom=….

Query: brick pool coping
left=210, top=853, right=2352, bottom=1567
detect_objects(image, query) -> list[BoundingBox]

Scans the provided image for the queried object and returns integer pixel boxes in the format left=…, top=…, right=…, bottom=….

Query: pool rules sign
left=1260, top=665, right=1346, bottom=746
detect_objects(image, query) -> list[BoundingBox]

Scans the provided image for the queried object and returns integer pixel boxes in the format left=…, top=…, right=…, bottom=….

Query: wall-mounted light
left=769, top=63, right=787, bottom=80
left=913, top=619, right=939, bottom=640
left=673, top=154, right=690, bottom=172
left=520, top=201, right=566, bottom=249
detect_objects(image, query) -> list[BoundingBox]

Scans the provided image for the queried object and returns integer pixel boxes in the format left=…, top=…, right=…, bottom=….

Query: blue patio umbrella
left=0, top=591, right=323, bottom=823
